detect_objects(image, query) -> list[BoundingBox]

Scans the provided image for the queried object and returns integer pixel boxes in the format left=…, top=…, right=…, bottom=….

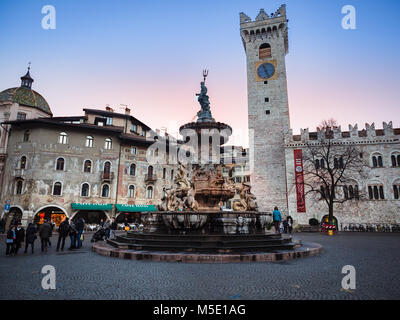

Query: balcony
left=144, top=173, right=157, bottom=183
left=101, top=172, right=114, bottom=182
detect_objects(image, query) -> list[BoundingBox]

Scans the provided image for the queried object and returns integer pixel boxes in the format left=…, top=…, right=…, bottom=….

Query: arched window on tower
left=101, top=184, right=110, bottom=198
left=259, top=43, right=271, bottom=59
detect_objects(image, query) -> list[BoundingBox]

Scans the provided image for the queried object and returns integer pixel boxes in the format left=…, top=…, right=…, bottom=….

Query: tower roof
left=0, top=67, right=52, bottom=115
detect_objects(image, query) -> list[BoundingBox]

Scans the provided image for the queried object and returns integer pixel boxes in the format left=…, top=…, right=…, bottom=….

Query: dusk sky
left=1, top=0, right=399, bottom=147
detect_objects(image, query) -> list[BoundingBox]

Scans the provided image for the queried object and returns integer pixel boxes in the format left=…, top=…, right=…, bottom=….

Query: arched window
left=85, top=136, right=94, bottom=148
left=148, top=165, right=153, bottom=176
left=128, top=185, right=135, bottom=198
left=129, top=163, right=136, bottom=176
left=391, top=153, right=400, bottom=167
left=372, top=154, right=383, bottom=168
left=315, top=159, right=320, bottom=170
left=368, top=184, right=384, bottom=200
left=104, top=161, right=111, bottom=173
left=16, top=179, right=23, bottom=195
left=334, top=158, right=338, bottom=169
left=56, top=157, right=65, bottom=171
left=394, top=184, right=400, bottom=200
left=259, top=43, right=271, bottom=59
left=372, top=156, right=378, bottom=168
left=101, top=184, right=110, bottom=197
left=171, top=169, right=174, bottom=180
left=20, top=156, right=27, bottom=169
left=58, top=132, right=68, bottom=144
left=81, top=183, right=90, bottom=197
left=23, top=130, right=30, bottom=142
left=320, top=159, right=325, bottom=169
left=104, top=138, right=112, bottom=150
left=84, top=160, right=92, bottom=173
left=163, top=168, right=166, bottom=179
left=146, top=186, right=153, bottom=199
left=378, top=156, right=383, bottom=167
left=53, top=182, right=62, bottom=196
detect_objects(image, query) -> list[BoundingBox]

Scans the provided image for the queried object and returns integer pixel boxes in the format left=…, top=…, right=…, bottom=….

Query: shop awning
left=71, top=203, right=113, bottom=211
left=115, top=204, right=157, bottom=212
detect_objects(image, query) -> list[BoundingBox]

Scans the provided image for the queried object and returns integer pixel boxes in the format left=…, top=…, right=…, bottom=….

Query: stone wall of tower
left=241, top=6, right=290, bottom=214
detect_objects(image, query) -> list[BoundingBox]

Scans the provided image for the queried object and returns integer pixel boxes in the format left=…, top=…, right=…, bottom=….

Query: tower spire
left=20, top=62, right=34, bottom=89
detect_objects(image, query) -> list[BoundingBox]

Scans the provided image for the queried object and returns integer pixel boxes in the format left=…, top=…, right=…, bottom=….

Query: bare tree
left=302, top=120, right=366, bottom=224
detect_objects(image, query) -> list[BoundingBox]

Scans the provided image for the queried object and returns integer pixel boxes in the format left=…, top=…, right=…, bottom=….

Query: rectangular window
left=264, top=98, right=269, bottom=102
left=131, top=124, right=137, bottom=132
left=106, top=117, right=113, bottom=125
left=265, top=110, right=270, bottom=115
left=141, top=130, right=146, bottom=137
left=17, top=112, right=26, bottom=121
left=131, top=147, right=136, bottom=155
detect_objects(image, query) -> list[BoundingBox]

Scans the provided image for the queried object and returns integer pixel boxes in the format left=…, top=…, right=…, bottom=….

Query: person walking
left=103, top=219, right=111, bottom=240
left=68, top=220, right=78, bottom=250
left=75, top=217, right=85, bottom=249
left=39, top=219, right=52, bottom=252
left=56, top=218, right=70, bottom=251
left=14, top=222, right=25, bottom=255
left=286, top=216, right=293, bottom=234
left=47, top=219, right=54, bottom=247
left=110, top=218, right=117, bottom=240
left=24, top=223, right=37, bottom=254
left=272, top=206, right=282, bottom=234
left=5, top=225, right=16, bottom=256
left=0, top=218, right=6, bottom=234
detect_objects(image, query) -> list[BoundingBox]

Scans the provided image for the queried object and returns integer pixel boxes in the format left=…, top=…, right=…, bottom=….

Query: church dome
left=0, top=68, right=52, bottom=116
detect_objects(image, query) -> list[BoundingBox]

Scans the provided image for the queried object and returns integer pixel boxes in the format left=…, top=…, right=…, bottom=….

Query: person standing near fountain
left=273, top=207, right=282, bottom=234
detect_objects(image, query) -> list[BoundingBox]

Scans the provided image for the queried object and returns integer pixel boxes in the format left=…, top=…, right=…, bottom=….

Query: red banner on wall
left=294, top=149, right=306, bottom=212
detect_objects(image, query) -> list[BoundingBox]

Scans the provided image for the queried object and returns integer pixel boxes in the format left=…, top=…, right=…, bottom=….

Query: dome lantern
left=20, top=63, right=34, bottom=89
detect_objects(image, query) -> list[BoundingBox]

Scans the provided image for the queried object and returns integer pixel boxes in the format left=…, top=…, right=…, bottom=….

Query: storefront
left=71, top=203, right=113, bottom=224
left=115, top=204, right=157, bottom=223
left=34, top=206, right=67, bottom=227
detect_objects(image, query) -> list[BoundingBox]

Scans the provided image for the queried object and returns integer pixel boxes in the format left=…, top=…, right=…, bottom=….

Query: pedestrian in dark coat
left=14, top=222, right=25, bottom=254
left=75, top=217, right=85, bottom=249
left=39, top=220, right=52, bottom=252
left=57, top=218, right=70, bottom=251
left=69, top=220, right=78, bottom=250
left=24, top=223, right=37, bottom=254
left=5, top=225, right=16, bottom=255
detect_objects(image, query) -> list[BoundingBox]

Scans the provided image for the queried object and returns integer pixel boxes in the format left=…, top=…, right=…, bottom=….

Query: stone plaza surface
left=0, top=232, right=399, bottom=300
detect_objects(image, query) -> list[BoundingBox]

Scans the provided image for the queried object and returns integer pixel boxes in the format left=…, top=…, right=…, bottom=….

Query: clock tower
left=240, top=5, right=290, bottom=214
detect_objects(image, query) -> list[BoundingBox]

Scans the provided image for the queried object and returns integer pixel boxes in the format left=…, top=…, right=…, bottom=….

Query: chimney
left=125, top=107, right=131, bottom=115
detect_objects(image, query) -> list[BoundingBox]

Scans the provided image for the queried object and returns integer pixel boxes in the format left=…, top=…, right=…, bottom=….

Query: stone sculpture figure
left=232, top=183, right=259, bottom=212
left=196, top=82, right=214, bottom=122
left=183, top=184, right=199, bottom=211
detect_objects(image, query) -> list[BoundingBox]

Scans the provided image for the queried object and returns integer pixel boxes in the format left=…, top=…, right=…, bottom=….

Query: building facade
left=241, top=6, right=400, bottom=225
left=0, top=74, right=176, bottom=226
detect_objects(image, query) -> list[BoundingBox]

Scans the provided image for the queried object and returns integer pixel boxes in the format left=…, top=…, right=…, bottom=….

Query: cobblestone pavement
left=0, top=232, right=399, bottom=300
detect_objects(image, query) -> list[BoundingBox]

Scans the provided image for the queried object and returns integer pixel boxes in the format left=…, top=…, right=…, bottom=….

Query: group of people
left=272, top=207, right=293, bottom=234
left=4, top=216, right=86, bottom=256
left=99, top=218, right=118, bottom=240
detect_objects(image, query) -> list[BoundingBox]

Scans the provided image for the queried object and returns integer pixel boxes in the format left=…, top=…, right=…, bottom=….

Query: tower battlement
left=286, top=121, right=400, bottom=145
left=240, top=5, right=288, bottom=53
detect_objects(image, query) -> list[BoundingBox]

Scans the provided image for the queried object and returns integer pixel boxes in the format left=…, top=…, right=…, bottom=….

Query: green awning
left=115, top=204, right=157, bottom=212
left=71, top=203, right=113, bottom=211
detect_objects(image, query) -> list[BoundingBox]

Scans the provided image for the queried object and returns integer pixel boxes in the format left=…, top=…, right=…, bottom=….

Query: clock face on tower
left=257, top=62, right=275, bottom=79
